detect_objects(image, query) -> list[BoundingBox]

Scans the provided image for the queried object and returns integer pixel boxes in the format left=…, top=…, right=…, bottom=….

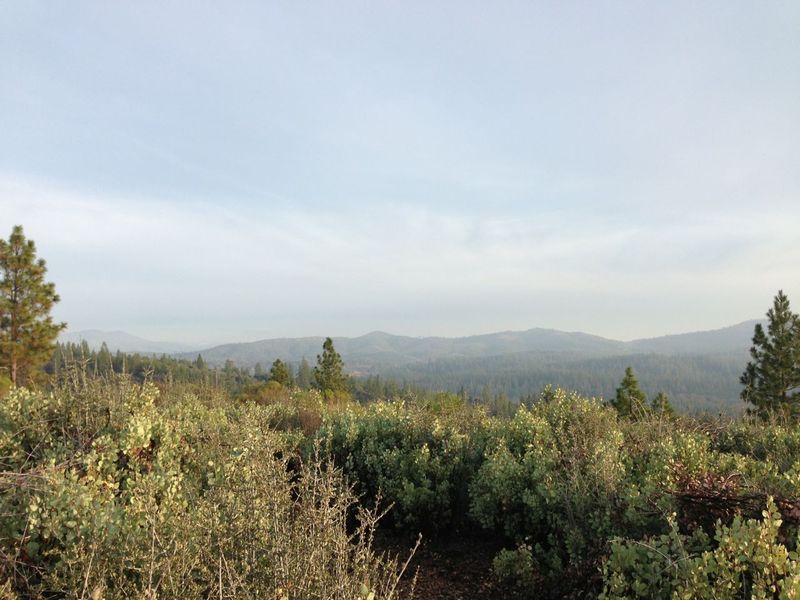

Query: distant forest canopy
left=49, top=339, right=746, bottom=414
left=379, top=351, right=745, bottom=414
left=47, top=341, right=420, bottom=403
left=48, top=342, right=254, bottom=391
left=61, top=321, right=759, bottom=413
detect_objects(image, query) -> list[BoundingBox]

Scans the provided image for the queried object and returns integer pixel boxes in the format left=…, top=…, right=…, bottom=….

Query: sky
left=2, top=2, right=799, bottom=346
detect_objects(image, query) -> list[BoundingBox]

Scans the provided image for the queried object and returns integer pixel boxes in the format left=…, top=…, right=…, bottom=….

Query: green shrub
left=602, top=499, right=800, bottom=600
left=492, top=544, right=539, bottom=595
left=470, top=390, right=627, bottom=584
left=713, top=420, right=800, bottom=482
left=0, top=376, right=414, bottom=599
left=316, top=401, right=491, bottom=533
left=601, top=515, right=711, bottom=599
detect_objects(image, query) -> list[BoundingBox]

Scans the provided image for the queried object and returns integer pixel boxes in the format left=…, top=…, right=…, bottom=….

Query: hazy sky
left=2, top=2, right=799, bottom=345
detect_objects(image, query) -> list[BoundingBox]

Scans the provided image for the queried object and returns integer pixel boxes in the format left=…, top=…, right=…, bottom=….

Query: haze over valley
left=62, top=319, right=759, bottom=412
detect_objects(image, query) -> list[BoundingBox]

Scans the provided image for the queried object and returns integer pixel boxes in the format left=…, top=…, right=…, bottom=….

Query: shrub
left=602, top=499, right=800, bottom=600
left=470, top=390, right=626, bottom=587
left=0, top=375, right=415, bottom=599
left=316, top=401, right=491, bottom=533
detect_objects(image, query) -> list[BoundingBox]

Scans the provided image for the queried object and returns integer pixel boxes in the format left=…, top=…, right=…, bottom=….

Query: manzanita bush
left=4, top=372, right=800, bottom=598
left=0, top=374, right=413, bottom=599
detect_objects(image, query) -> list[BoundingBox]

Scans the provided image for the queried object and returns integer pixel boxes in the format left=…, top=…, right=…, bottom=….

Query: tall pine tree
left=269, top=358, right=292, bottom=387
left=741, top=290, right=800, bottom=418
left=96, top=342, right=113, bottom=375
left=0, top=225, right=66, bottom=386
left=314, top=337, right=347, bottom=393
left=296, top=357, right=313, bottom=389
left=611, top=366, right=647, bottom=418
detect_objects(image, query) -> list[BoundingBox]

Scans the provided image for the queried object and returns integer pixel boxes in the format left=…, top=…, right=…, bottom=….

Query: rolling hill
left=69, top=321, right=761, bottom=412
left=177, top=320, right=759, bottom=371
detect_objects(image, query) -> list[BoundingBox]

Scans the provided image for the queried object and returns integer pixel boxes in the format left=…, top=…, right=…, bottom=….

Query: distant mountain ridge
left=65, top=321, right=762, bottom=412
left=175, top=320, right=761, bottom=371
left=626, top=320, right=760, bottom=355
left=64, top=320, right=760, bottom=371
left=60, top=329, right=197, bottom=355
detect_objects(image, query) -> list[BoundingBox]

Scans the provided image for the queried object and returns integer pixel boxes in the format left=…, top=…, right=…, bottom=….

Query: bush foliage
left=0, top=373, right=413, bottom=599
left=4, top=373, right=800, bottom=598
left=315, top=388, right=800, bottom=597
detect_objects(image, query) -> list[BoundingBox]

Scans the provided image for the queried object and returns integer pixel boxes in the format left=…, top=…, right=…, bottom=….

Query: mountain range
left=171, top=320, right=759, bottom=371
left=64, top=321, right=759, bottom=369
left=63, top=321, right=760, bottom=412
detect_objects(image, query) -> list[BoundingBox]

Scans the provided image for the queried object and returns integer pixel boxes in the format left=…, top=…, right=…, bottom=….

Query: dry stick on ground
left=387, top=533, right=422, bottom=600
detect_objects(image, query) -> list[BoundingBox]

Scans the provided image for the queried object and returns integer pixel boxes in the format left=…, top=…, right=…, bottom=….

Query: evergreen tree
left=491, top=390, right=515, bottom=418
left=0, top=225, right=66, bottom=385
left=269, top=358, right=292, bottom=387
left=113, top=350, right=125, bottom=373
left=49, top=343, right=64, bottom=376
left=650, top=391, right=675, bottom=417
left=194, top=354, right=206, bottom=370
left=253, top=362, right=266, bottom=380
left=96, top=342, right=113, bottom=375
left=741, top=290, right=800, bottom=418
left=314, top=337, right=347, bottom=392
left=611, top=366, right=647, bottom=418
left=296, top=357, right=313, bottom=389
left=480, top=383, right=493, bottom=405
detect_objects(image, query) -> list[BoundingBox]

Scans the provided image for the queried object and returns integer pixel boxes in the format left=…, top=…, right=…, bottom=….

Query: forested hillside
left=382, top=351, right=746, bottom=413
left=167, top=322, right=758, bottom=412
left=173, top=322, right=758, bottom=369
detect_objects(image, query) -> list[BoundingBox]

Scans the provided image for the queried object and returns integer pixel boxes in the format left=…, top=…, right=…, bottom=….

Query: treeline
left=45, top=341, right=524, bottom=416
left=380, top=351, right=745, bottom=413
left=46, top=342, right=252, bottom=391
left=44, top=341, right=712, bottom=418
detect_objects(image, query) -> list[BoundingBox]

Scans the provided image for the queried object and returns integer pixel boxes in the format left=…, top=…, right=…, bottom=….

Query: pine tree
left=0, top=225, right=66, bottom=386
left=296, top=357, right=313, bottom=389
left=194, top=354, right=206, bottom=370
left=314, top=337, right=347, bottom=393
left=269, top=358, right=292, bottom=387
left=253, top=362, right=266, bottom=380
left=113, top=350, right=126, bottom=374
left=96, top=342, right=113, bottom=375
left=741, top=290, right=800, bottom=418
left=650, top=391, right=675, bottom=417
left=611, top=366, right=647, bottom=418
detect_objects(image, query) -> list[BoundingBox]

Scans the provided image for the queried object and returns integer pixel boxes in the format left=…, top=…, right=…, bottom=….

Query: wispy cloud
left=3, top=173, right=797, bottom=343
left=2, top=2, right=798, bottom=342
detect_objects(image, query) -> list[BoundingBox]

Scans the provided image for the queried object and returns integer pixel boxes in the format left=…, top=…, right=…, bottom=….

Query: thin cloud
left=2, top=174, right=797, bottom=343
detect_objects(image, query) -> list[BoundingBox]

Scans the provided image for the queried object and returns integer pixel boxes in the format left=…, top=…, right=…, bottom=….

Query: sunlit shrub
left=316, top=401, right=491, bottom=533
left=0, top=376, right=414, bottom=599
left=602, top=499, right=800, bottom=600
left=470, top=390, right=626, bottom=584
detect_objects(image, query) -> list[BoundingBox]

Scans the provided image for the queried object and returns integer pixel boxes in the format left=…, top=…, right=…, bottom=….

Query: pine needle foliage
left=741, top=290, right=800, bottom=418
left=0, top=225, right=65, bottom=386
left=611, top=366, right=647, bottom=418
left=314, top=337, right=347, bottom=393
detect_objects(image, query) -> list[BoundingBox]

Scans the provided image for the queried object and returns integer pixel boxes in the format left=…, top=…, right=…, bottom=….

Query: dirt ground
left=378, top=531, right=509, bottom=599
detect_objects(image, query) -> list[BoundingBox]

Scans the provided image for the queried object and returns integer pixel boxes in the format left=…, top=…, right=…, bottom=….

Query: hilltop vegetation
left=4, top=225, right=800, bottom=597
left=5, top=371, right=800, bottom=598
left=0, top=374, right=414, bottom=598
